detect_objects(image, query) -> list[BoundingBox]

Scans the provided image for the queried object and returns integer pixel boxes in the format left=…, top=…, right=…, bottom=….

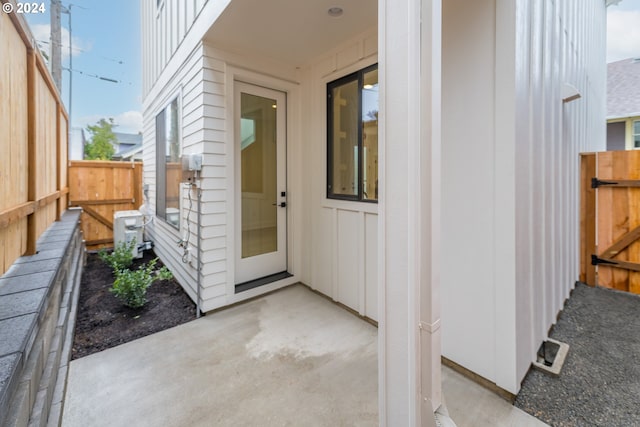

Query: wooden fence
left=580, top=151, right=640, bottom=294
left=0, top=8, right=69, bottom=275
left=68, top=161, right=143, bottom=249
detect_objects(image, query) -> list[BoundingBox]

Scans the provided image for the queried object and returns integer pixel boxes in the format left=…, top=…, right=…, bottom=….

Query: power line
left=36, top=39, right=125, bottom=64
left=63, top=67, right=132, bottom=85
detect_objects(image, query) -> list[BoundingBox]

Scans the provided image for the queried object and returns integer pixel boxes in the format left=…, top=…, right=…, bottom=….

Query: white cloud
left=78, top=111, right=143, bottom=134
left=113, top=111, right=144, bottom=134
left=30, top=24, right=92, bottom=62
left=607, top=10, right=640, bottom=62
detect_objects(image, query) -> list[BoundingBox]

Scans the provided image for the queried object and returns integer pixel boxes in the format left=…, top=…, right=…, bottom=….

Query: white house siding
left=142, top=0, right=379, bottom=315
left=143, top=0, right=311, bottom=313
left=141, top=0, right=232, bottom=98
left=141, top=0, right=605, bottom=402
left=141, top=42, right=223, bottom=309
left=142, top=40, right=305, bottom=312
left=513, top=0, right=606, bottom=391
left=300, top=30, right=379, bottom=321
left=441, top=0, right=498, bottom=385
left=442, top=0, right=605, bottom=394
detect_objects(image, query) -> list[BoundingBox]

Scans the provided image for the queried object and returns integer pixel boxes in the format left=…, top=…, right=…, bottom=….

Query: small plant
left=110, top=258, right=173, bottom=309
left=99, top=239, right=136, bottom=272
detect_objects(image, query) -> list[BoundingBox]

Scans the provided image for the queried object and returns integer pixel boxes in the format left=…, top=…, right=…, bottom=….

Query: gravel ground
left=515, top=283, right=640, bottom=426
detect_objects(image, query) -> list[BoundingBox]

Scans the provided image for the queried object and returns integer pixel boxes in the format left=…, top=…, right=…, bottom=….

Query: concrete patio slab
left=443, top=368, right=548, bottom=427
left=62, top=284, right=547, bottom=427
left=62, top=285, right=377, bottom=427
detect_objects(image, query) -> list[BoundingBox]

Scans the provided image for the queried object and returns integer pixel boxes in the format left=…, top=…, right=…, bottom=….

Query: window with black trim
left=156, top=97, right=181, bottom=229
left=634, top=120, right=640, bottom=148
left=327, top=64, right=378, bottom=202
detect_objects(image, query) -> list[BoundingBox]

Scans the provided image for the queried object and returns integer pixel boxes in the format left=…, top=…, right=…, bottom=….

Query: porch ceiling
left=203, top=0, right=377, bottom=66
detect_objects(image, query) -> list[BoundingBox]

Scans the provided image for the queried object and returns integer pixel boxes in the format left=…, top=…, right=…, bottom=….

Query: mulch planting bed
left=71, top=250, right=196, bottom=359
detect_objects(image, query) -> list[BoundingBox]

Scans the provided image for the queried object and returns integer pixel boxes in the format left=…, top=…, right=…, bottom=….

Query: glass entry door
left=234, top=82, right=287, bottom=284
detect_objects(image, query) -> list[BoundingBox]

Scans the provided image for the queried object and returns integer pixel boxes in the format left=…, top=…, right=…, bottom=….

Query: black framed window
left=156, top=97, right=181, bottom=229
left=327, top=64, right=378, bottom=202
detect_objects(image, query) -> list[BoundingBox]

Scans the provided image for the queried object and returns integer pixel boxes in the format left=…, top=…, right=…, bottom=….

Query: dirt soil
left=72, top=250, right=196, bottom=360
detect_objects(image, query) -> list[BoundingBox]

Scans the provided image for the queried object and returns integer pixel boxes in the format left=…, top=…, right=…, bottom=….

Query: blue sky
left=21, top=0, right=640, bottom=135
left=608, top=0, right=640, bottom=62
left=25, top=0, right=142, bottom=133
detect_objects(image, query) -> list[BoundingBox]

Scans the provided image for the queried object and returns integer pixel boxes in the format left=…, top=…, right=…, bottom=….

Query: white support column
left=420, top=0, right=443, bottom=421
left=378, top=0, right=442, bottom=425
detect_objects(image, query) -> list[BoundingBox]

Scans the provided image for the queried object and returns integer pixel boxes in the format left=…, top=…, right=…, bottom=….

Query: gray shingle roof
left=113, top=132, right=142, bottom=146
left=608, top=58, right=640, bottom=119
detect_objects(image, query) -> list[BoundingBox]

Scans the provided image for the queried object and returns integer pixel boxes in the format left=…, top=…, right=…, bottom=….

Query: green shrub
left=99, top=239, right=136, bottom=272
left=110, top=258, right=173, bottom=309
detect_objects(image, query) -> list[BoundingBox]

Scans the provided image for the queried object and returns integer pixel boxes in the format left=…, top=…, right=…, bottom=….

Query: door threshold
left=235, top=271, right=293, bottom=294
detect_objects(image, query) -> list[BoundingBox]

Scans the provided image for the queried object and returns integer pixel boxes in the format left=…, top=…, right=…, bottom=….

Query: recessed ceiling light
left=328, top=7, right=343, bottom=17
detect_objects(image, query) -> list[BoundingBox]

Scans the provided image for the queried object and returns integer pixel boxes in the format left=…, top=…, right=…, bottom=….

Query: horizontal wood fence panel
left=0, top=11, right=68, bottom=275
left=68, top=161, right=143, bottom=249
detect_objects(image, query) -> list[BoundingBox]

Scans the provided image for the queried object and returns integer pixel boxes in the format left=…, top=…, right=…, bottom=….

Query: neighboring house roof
left=113, top=132, right=142, bottom=146
left=112, top=143, right=143, bottom=161
left=607, top=58, right=640, bottom=120
left=112, top=132, right=143, bottom=156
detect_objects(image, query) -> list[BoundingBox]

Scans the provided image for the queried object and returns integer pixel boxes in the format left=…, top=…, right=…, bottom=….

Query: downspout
left=178, top=168, right=202, bottom=318
left=196, top=183, right=202, bottom=318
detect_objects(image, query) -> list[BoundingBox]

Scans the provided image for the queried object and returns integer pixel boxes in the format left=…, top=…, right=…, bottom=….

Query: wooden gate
left=580, top=151, right=640, bottom=294
left=68, top=161, right=143, bottom=249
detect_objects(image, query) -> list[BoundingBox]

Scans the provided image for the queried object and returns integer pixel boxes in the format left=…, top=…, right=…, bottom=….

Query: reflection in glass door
left=234, top=82, right=287, bottom=284
left=240, top=92, right=278, bottom=258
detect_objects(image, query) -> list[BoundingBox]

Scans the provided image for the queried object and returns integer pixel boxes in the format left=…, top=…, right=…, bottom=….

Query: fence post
left=26, top=49, right=37, bottom=255
left=580, top=153, right=597, bottom=285
left=133, top=162, right=143, bottom=208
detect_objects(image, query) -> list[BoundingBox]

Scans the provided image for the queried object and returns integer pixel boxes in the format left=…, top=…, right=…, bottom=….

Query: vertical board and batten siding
left=0, top=10, right=69, bottom=275
left=514, top=0, right=606, bottom=390
left=141, top=0, right=231, bottom=98
left=301, top=30, right=379, bottom=321
left=441, top=0, right=497, bottom=382
left=442, top=0, right=605, bottom=394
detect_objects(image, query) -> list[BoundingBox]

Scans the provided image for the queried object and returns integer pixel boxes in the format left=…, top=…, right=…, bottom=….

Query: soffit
left=203, top=0, right=377, bottom=66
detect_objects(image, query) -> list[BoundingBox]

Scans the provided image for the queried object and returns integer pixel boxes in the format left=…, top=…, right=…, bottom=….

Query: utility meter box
left=114, top=210, right=144, bottom=258
left=181, top=153, right=202, bottom=183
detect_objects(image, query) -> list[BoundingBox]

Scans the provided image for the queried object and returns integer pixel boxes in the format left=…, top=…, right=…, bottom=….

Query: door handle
left=272, top=202, right=287, bottom=208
